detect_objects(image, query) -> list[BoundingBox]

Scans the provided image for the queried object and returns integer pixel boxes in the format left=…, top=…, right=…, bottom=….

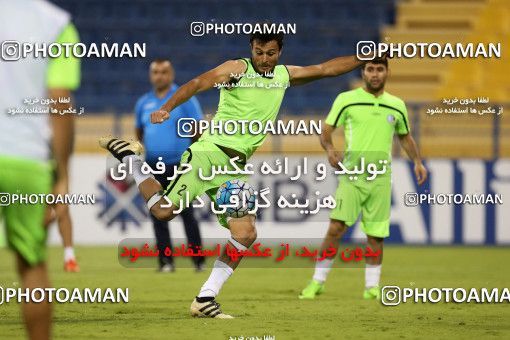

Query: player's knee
left=326, top=228, right=342, bottom=239
left=55, top=203, right=70, bottom=214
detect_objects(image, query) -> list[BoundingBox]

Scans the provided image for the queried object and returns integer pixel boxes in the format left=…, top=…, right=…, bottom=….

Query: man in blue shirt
left=135, top=58, right=204, bottom=272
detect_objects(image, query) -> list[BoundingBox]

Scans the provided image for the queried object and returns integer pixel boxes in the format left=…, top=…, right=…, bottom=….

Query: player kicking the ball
left=100, top=32, right=378, bottom=318
left=299, top=58, right=428, bottom=300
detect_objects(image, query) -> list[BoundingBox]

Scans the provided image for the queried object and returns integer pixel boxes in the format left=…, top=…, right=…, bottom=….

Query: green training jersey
left=200, top=58, right=290, bottom=159
left=325, top=87, right=410, bottom=181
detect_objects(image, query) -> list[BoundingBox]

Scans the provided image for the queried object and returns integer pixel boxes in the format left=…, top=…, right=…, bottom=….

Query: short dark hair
left=362, top=58, right=388, bottom=69
left=250, top=31, right=284, bottom=50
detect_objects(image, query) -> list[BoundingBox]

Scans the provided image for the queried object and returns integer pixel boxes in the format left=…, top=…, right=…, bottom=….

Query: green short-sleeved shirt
left=325, top=87, right=410, bottom=182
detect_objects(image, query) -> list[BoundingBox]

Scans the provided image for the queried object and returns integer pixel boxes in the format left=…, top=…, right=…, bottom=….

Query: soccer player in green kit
left=299, top=58, right=428, bottom=300
left=100, top=32, right=377, bottom=318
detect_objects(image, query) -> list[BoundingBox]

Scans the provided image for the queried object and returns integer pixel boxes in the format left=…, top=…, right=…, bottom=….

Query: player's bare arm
left=398, top=133, right=428, bottom=185
left=320, top=123, right=343, bottom=170
left=287, top=55, right=365, bottom=86
left=151, top=59, right=246, bottom=124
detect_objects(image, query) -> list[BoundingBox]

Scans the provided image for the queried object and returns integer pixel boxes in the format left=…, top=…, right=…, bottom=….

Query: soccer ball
left=215, top=179, right=256, bottom=218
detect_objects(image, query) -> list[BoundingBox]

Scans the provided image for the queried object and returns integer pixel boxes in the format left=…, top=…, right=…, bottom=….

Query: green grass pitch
left=0, top=246, right=508, bottom=339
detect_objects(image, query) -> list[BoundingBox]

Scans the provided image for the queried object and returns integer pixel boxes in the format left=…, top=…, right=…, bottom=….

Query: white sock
left=312, top=258, right=334, bottom=283
left=64, top=247, right=75, bottom=262
left=197, top=260, right=234, bottom=298
left=121, top=155, right=154, bottom=186
left=365, top=264, right=382, bottom=289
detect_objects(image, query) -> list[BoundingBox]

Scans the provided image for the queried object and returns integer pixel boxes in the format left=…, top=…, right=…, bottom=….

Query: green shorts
left=164, top=140, right=247, bottom=228
left=0, top=155, right=53, bottom=265
left=330, top=176, right=391, bottom=238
